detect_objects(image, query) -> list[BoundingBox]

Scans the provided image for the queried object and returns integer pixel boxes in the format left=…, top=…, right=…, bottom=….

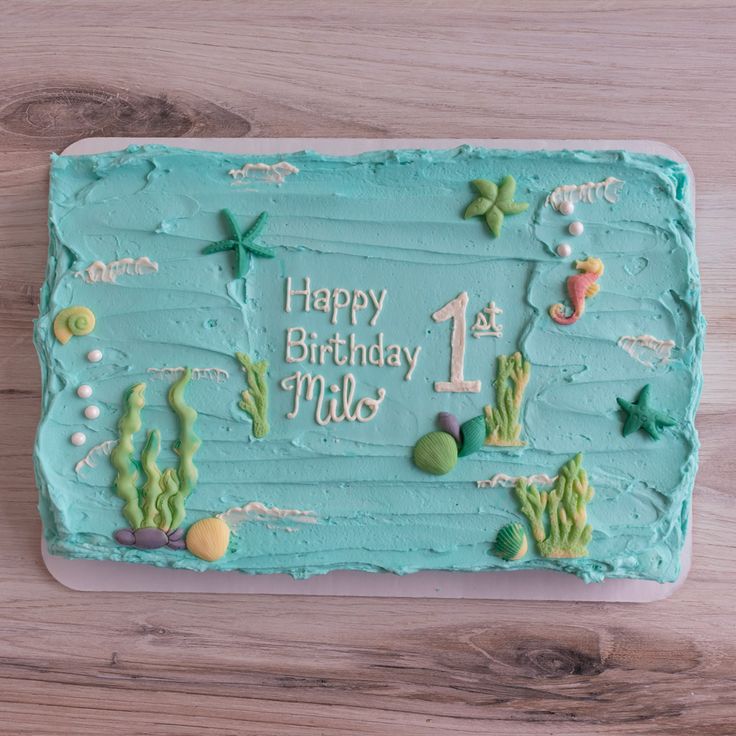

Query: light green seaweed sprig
left=464, top=176, right=529, bottom=237
left=110, top=368, right=200, bottom=532
left=515, top=453, right=594, bottom=559
left=236, top=352, right=270, bottom=439
left=484, top=352, right=531, bottom=446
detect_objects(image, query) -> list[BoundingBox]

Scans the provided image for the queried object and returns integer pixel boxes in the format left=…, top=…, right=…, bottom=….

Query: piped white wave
left=73, top=257, right=158, bottom=284
left=228, top=161, right=299, bottom=184
left=219, top=501, right=317, bottom=531
left=147, top=367, right=230, bottom=383
left=476, top=473, right=558, bottom=489
left=545, top=177, right=624, bottom=211
left=74, top=440, right=117, bottom=474
left=617, top=335, right=675, bottom=369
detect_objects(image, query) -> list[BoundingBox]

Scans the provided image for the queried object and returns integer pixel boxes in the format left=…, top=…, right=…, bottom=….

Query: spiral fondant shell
left=53, top=305, right=96, bottom=344
left=458, top=415, right=487, bottom=457
left=186, top=517, right=231, bottom=562
left=492, top=522, right=528, bottom=561
left=413, top=431, right=458, bottom=475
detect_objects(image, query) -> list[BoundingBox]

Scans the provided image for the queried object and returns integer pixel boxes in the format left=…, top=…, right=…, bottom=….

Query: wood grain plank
left=1, top=2, right=735, bottom=734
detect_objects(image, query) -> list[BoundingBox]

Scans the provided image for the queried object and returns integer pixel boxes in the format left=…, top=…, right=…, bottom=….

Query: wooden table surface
left=1, top=2, right=735, bottom=733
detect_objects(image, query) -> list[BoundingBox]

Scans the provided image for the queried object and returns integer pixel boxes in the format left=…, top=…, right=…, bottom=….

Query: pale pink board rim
left=42, top=137, right=694, bottom=601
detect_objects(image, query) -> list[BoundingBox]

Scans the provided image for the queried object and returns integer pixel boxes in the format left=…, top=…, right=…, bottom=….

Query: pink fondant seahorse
left=549, top=257, right=604, bottom=325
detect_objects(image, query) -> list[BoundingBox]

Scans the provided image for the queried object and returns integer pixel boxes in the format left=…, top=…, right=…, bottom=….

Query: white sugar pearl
left=77, top=384, right=93, bottom=399
left=558, top=201, right=574, bottom=215
left=71, top=432, right=87, bottom=446
left=556, top=243, right=572, bottom=258
left=568, top=221, right=584, bottom=236
left=84, top=405, right=100, bottom=420
left=87, top=349, right=103, bottom=363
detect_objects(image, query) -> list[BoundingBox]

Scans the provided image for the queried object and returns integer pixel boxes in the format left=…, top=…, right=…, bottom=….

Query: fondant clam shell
left=53, top=305, right=96, bottom=344
left=458, top=415, right=487, bottom=457
left=492, top=522, right=528, bottom=561
left=437, top=412, right=461, bottom=444
left=413, top=431, right=458, bottom=475
left=186, top=517, right=231, bottom=562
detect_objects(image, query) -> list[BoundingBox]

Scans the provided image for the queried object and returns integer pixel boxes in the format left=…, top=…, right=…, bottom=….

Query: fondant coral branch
left=236, top=352, right=270, bottom=438
left=515, top=453, right=594, bottom=558
left=110, top=368, right=200, bottom=550
left=484, top=352, right=530, bottom=446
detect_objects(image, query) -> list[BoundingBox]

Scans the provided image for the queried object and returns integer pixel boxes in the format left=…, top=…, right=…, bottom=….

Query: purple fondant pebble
left=167, top=527, right=185, bottom=542
left=437, top=412, right=461, bottom=444
left=133, top=527, right=169, bottom=550
left=113, top=528, right=135, bottom=546
left=167, top=538, right=187, bottom=550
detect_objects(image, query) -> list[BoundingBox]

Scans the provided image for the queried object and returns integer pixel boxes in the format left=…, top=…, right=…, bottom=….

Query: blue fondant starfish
left=616, top=384, right=677, bottom=440
left=202, top=209, right=274, bottom=278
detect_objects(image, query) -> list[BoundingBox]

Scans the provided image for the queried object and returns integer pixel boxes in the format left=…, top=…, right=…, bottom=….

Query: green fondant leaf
left=472, top=179, right=498, bottom=201
left=498, top=200, right=529, bottom=215
left=485, top=206, right=504, bottom=237
left=495, top=175, right=516, bottom=205
left=464, top=197, right=492, bottom=219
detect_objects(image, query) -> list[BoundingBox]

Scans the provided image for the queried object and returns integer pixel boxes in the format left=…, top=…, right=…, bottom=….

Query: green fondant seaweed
left=483, top=352, right=530, bottom=446
left=236, top=352, right=270, bottom=438
left=110, top=384, right=146, bottom=531
left=111, top=368, right=200, bottom=533
left=515, top=454, right=594, bottom=559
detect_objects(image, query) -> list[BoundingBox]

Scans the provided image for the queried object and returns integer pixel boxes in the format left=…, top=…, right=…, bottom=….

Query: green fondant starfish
left=202, top=209, right=275, bottom=278
left=464, top=176, right=529, bottom=238
left=616, top=384, right=677, bottom=440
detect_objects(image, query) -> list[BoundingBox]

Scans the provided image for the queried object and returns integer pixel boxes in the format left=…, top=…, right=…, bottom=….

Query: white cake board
left=44, top=137, right=694, bottom=601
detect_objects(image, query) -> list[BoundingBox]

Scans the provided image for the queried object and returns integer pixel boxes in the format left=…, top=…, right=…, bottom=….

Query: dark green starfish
left=202, top=209, right=275, bottom=278
left=616, top=384, right=677, bottom=440
left=464, top=176, right=529, bottom=238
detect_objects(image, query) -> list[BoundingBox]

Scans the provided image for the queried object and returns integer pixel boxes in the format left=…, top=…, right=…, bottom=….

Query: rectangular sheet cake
left=34, top=143, right=704, bottom=582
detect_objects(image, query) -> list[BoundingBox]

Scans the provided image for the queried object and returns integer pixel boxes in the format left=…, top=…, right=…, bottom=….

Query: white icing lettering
left=280, top=371, right=386, bottom=425
left=471, top=301, right=503, bottom=338
left=402, top=345, right=422, bottom=381
left=331, top=288, right=351, bottom=324
left=351, top=290, right=369, bottom=325
left=432, top=292, right=481, bottom=393
left=285, top=276, right=311, bottom=313
left=368, top=289, right=387, bottom=326
left=285, top=327, right=308, bottom=363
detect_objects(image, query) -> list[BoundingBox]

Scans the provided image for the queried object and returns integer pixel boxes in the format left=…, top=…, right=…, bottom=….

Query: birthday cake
left=34, top=143, right=704, bottom=583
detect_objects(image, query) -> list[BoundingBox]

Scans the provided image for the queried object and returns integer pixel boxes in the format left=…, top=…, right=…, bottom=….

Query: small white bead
left=71, top=432, right=87, bottom=446
left=77, top=384, right=93, bottom=399
left=568, top=221, right=584, bottom=236
left=556, top=243, right=572, bottom=257
left=87, top=349, right=103, bottom=363
left=559, top=201, right=574, bottom=215
left=84, top=405, right=100, bottom=420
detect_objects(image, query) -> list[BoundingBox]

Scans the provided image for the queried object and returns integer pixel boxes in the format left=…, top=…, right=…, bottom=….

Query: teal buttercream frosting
left=34, top=143, right=704, bottom=582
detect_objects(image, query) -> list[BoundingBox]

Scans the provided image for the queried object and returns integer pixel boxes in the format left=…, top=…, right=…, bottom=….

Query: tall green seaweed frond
left=484, top=352, right=530, bottom=446
left=236, top=352, right=269, bottom=438
left=514, top=453, right=594, bottom=559
left=110, top=368, right=200, bottom=532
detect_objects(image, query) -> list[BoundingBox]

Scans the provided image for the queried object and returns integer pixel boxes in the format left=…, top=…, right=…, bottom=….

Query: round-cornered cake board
left=42, top=138, right=694, bottom=602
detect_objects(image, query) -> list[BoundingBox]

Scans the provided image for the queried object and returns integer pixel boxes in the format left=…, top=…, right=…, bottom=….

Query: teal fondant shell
left=492, top=522, right=528, bottom=561
left=458, top=415, right=486, bottom=457
left=413, top=431, right=458, bottom=475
